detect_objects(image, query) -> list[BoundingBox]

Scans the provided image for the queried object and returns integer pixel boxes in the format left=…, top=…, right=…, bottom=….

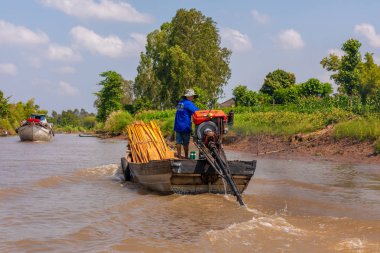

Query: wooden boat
left=16, top=114, right=54, bottom=142
left=78, top=133, right=97, bottom=137
left=122, top=113, right=256, bottom=203
left=121, top=153, right=256, bottom=195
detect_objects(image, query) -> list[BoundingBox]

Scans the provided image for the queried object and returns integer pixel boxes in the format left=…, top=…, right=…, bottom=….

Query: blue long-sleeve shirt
left=174, top=99, right=199, bottom=133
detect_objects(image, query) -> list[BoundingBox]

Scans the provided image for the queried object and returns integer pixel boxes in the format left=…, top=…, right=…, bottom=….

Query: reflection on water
left=1, top=135, right=380, bottom=252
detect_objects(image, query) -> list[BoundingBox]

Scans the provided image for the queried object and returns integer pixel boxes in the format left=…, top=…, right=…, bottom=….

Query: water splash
left=74, top=164, right=119, bottom=178
left=335, top=238, right=367, bottom=252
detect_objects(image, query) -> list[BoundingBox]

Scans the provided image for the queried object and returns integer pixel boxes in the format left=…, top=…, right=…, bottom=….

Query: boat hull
left=122, top=157, right=256, bottom=195
left=18, top=124, right=53, bottom=142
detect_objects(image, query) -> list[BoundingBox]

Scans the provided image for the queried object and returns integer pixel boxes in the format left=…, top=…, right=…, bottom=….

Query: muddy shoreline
left=223, top=133, right=380, bottom=164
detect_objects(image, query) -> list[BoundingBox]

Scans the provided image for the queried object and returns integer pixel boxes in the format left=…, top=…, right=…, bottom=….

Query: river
left=0, top=134, right=379, bottom=253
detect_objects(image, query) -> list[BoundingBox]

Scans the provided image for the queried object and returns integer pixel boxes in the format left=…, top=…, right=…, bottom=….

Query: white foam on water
left=207, top=212, right=304, bottom=244
left=74, top=164, right=120, bottom=177
left=335, top=238, right=367, bottom=252
left=245, top=206, right=264, bottom=216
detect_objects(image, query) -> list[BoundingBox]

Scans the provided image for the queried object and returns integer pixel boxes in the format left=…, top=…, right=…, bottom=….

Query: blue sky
left=0, top=0, right=379, bottom=113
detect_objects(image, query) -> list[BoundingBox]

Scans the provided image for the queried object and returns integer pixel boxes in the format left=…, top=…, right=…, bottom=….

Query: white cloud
left=123, top=33, right=147, bottom=56
left=251, top=10, right=270, bottom=24
left=70, top=26, right=145, bottom=58
left=58, top=81, right=80, bottom=96
left=355, top=23, right=380, bottom=48
left=48, top=44, right=82, bottom=61
left=277, top=29, right=305, bottom=50
left=221, top=28, right=252, bottom=53
left=0, top=63, right=17, bottom=76
left=56, top=66, right=76, bottom=74
left=27, top=57, right=42, bottom=68
left=0, top=20, right=49, bottom=46
left=39, top=0, right=152, bottom=23
left=328, top=48, right=345, bottom=58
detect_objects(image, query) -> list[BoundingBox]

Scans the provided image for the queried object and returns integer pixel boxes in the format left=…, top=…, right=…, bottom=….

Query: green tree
left=358, top=53, right=380, bottom=103
left=260, top=69, right=296, bottom=96
left=82, top=115, right=97, bottom=129
left=273, top=86, right=300, bottom=104
left=193, top=86, right=213, bottom=109
left=232, top=85, right=258, bottom=106
left=321, top=39, right=362, bottom=97
left=299, top=78, right=333, bottom=98
left=257, top=92, right=272, bottom=105
left=49, top=108, right=96, bottom=129
left=134, top=8, right=231, bottom=109
left=232, top=85, right=248, bottom=107
left=241, top=90, right=258, bottom=106
left=0, top=90, right=10, bottom=118
left=94, top=71, right=124, bottom=122
left=121, top=80, right=134, bottom=105
left=59, top=110, right=80, bottom=126
left=104, top=110, right=134, bottom=135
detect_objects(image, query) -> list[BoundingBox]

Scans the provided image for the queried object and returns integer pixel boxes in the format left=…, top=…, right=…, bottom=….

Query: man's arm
left=186, top=101, right=199, bottom=114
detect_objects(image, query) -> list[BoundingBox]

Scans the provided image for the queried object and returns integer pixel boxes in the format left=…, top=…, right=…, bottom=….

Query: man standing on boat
left=174, top=89, right=199, bottom=159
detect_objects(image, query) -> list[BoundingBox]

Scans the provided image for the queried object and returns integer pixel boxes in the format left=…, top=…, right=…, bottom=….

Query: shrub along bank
left=102, top=106, right=379, bottom=151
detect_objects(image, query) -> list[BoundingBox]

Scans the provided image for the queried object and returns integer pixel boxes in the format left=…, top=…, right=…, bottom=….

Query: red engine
left=193, top=109, right=245, bottom=206
left=193, top=110, right=228, bottom=147
left=193, top=110, right=227, bottom=125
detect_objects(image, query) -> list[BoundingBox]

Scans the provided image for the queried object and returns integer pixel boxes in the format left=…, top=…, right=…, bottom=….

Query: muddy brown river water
left=1, top=134, right=379, bottom=253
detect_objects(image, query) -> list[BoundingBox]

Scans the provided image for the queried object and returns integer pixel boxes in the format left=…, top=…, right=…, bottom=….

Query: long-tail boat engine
left=193, top=110, right=245, bottom=206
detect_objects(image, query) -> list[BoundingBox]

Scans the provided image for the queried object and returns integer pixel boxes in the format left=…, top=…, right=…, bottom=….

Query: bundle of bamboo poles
left=127, top=121, right=175, bottom=163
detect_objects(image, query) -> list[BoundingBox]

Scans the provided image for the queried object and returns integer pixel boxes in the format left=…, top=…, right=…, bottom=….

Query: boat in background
left=78, top=133, right=98, bottom=137
left=16, top=114, right=54, bottom=142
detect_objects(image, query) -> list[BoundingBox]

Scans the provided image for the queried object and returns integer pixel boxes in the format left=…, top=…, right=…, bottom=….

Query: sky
left=1, top=0, right=380, bottom=114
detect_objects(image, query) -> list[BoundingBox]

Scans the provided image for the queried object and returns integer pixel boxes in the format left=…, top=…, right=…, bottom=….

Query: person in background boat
left=174, top=89, right=199, bottom=159
left=39, top=115, right=47, bottom=124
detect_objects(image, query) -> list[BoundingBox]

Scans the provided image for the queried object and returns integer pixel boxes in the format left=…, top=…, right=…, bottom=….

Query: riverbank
left=109, top=129, right=379, bottom=164
left=223, top=132, right=380, bottom=164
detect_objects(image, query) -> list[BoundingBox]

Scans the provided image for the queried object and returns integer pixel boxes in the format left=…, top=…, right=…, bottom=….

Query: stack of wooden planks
left=127, top=121, right=175, bottom=163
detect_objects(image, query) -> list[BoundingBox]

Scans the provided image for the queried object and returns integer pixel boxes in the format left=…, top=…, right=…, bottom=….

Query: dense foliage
left=94, top=71, right=124, bottom=122
left=0, top=94, right=46, bottom=134
left=0, top=90, right=10, bottom=118
left=134, top=8, right=231, bottom=109
left=49, top=108, right=96, bottom=132
left=104, top=110, right=134, bottom=135
left=321, top=39, right=362, bottom=97
left=233, top=78, right=334, bottom=106
left=321, top=39, right=380, bottom=103
left=260, top=69, right=296, bottom=96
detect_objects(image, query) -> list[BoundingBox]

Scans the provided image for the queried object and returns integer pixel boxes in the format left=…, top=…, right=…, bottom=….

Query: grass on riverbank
left=134, top=110, right=175, bottom=138
left=106, top=108, right=379, bottom=146
left=53, top=125, right=88, bottom=133
left=333, top=117, right=380, bottom=141
left=230, top=108, right=355, bottom=136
